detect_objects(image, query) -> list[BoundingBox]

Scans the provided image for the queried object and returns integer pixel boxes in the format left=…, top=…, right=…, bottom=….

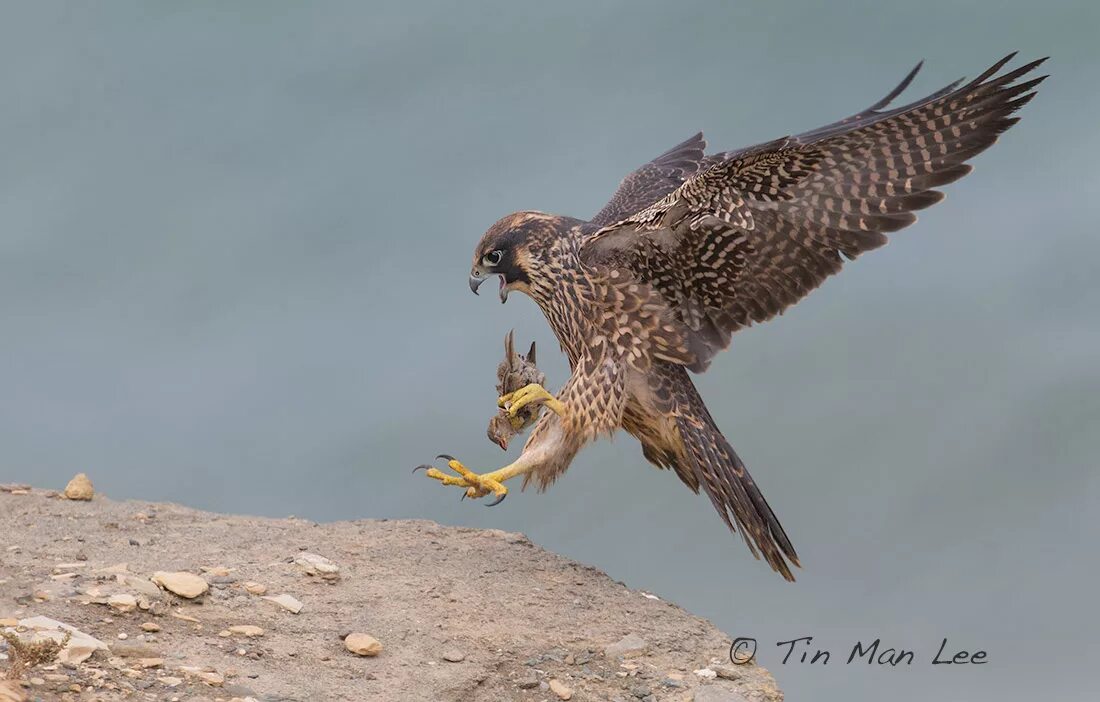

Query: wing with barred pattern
left=582, top=54, right=1047, bottom=371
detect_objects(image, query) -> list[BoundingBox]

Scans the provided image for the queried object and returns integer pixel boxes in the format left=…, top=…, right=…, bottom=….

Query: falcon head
left=469, top=211, right=564, bottom=303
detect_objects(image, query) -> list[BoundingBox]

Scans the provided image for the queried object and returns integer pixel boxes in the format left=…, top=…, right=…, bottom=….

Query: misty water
left=2, top=3, right=1098, bottom=700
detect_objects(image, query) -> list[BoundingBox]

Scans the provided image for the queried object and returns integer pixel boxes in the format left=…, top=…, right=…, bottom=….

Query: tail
left=674, top=392, right=800, bottom=581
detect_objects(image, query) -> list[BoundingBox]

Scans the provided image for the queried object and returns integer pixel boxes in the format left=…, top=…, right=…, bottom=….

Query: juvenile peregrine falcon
left=417, top=54, right=1046, bottom=580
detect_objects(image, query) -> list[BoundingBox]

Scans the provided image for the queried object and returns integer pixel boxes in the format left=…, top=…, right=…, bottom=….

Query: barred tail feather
left=675, top=409, right=799, bottom=581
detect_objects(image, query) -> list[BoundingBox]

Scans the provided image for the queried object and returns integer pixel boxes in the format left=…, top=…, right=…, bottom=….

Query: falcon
left=416, top=54, right=1046, bottom=580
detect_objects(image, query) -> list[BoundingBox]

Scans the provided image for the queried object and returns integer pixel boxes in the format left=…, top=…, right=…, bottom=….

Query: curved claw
left=485, top=492, right=507, bottom=507
left=412, top=464, right=431, bottom=474
left=436, top=454, right=456, bottom=462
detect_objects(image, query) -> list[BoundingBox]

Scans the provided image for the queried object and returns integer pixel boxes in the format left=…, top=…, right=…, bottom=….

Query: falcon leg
left=498, top=383, right=566, bottom=418
left=414, top=455, right=534, bottom=506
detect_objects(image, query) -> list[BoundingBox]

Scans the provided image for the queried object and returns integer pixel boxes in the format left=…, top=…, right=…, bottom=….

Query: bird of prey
left=416, top=54, right=1046, bottom=580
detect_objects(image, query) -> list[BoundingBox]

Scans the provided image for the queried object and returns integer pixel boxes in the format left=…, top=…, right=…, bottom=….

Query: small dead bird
left=487, top=330, right=546, bottom=450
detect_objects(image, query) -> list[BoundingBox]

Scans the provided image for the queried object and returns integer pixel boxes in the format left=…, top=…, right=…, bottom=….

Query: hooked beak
left=469, top=268, right=509, bottom=303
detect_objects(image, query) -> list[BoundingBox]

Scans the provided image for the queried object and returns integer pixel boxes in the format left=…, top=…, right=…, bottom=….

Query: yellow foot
left=498, top=383, right=566, bottom=418
left=413, top=455, right=509, bottom=506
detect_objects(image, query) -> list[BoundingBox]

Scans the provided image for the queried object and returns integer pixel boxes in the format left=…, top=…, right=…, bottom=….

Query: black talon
left=436, top=454, right=456, bottom=462
left=485, top=493, right=507, bottom=507
left=460, top=493, right=467, bottom=501
left=412, top=464, right=431, bottom=474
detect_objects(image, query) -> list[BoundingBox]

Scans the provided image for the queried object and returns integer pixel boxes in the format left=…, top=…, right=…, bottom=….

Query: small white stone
left=293, top=553, right=340, bottom=578
left=226, top=625, right=264, bottom=638
left=242, top=581, right=267, bottom=595
left=117, top=575, right=163, bottom=598
left=693, top=667, right=718, bottom=679
left=197, top=672, right=224, bottom=687
left=151, top=571, right=209, bottom=599
left=262, top=594, right=303, bottom=614
left=17, top=616, right=108, bottom=665
left=108, top=594, right=137, bottom=613
left=53, top=563, right=88, bottom=572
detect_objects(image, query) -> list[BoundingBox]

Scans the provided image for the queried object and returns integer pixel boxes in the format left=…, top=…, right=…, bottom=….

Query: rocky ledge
left=0, top=483, right=781, bottom=702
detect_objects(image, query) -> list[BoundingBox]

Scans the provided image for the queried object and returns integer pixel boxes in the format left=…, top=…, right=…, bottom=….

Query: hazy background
left=2, top=2, right=1097, bottom=700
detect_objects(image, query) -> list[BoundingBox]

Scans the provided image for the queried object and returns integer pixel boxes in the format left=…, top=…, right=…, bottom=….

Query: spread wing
left=590, top=132, right=708, bottom=227
left=591, top=60, right=942, bottom=229
left=582, top=54, right=1047, bottom=372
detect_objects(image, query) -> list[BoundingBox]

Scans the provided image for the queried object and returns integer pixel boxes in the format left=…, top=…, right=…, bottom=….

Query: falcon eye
left=484, top=250, right=503, bottom=265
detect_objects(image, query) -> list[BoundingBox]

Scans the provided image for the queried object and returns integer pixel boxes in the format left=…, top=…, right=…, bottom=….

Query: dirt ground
left=0, top=484, right=781, bottom=702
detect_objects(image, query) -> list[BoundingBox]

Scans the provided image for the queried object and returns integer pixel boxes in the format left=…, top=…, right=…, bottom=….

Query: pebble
left=548, top=679, right=573, bottom=700
left=604, top=633, right=648, bottom=659
left=0, top=618, right=18, bottom=627
left=441, top=649, right=465, bottom=663
left=117, top=575, right=163, bottom=598
left=713, top=664, right=742, bottom=680
left=242, top=582, right=267, bottom=595
left=170, top=611, right=200, bottom=624
left=140, top=622, right=161, bottom=633
left=226, top=625, right=265, bottom=638
left=197, top=672, right=224, bottom=687
left=344, top=633, right=383, bottom=657
left=98, top=563, right=130, bottom=574
left=293, top=553, right=340, bottom=579
left=152, top=571, right=209, bottom=599
left=17, top=615, right=108, bottom=665
left=53, top=562, right=87, bottom=572
left=262, top=594, right=303, bottom=614
left=517, top=674, right=539, bottom=689
left=200, top=566, right=231, bottom=577
left=157, top=676, right=183, bottom=687
left=693, top=667, right=718, bottom=679
left=138, top=658, right=164, bottom=669
left=108, top=594, right=138, bottom=613
left=63, top=473, right=95, bottom=500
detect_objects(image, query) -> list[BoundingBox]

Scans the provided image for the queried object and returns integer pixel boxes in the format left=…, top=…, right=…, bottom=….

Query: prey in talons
left=498, top=383, right=566, bottom=421
left=417, top=331, right=556, bottom=506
